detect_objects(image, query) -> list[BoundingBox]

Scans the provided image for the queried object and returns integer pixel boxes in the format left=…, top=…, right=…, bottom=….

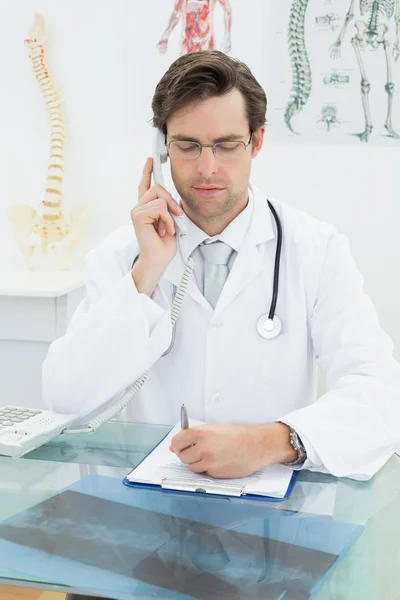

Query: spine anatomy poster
left=266, top=0, right=400, bottom=145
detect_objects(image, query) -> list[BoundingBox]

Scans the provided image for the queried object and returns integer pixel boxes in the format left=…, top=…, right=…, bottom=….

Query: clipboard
left=123, top=427, right=299, bottom=503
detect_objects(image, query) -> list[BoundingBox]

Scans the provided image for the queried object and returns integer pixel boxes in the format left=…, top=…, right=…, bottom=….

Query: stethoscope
left=257, top=200, right=283, bottom=339
left=132, top=199, right=283, bottom=356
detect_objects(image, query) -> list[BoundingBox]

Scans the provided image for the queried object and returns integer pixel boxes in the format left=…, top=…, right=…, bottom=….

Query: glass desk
left=0, top=421, right=399, bottom=600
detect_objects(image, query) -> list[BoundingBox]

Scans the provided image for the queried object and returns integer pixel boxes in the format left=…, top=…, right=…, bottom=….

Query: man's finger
left=138, top=184, right=183, bottom=217
left=177, top=444, right=202, bottom=465
left=189, top=460, right=208, bottom=474
left=138, top=157, right=153, bottom=200
left=171, top=429, right=197, bottom=453
left=132, top=203, right=175, bottom=234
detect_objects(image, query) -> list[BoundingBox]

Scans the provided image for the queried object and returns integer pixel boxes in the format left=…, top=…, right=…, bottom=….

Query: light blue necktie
left=199, top=241, right=234, bottom=308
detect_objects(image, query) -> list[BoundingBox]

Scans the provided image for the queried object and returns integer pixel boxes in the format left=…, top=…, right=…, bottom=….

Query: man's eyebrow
left=169, top=133, right=248, bottom=143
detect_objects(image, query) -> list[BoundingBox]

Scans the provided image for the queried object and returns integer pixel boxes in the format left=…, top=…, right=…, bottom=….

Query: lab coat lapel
left=214, top=191, right=276, bottom=317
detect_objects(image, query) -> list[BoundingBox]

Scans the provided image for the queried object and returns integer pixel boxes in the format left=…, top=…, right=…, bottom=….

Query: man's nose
left=196, top=147, right=218, bottom=179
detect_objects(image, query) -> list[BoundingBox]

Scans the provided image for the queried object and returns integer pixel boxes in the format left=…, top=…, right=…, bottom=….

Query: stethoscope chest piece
left=256, top=314, right=282, bottom=339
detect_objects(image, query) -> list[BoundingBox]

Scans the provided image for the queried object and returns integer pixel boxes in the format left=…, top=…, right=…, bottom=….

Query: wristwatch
left=286, top=427, right=307, bottom=466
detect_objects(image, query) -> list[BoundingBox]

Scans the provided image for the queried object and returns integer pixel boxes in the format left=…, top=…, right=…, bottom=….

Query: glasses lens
left=214, top=142, right=246, bottom=160
left=169, top=141, right=200, bottom=159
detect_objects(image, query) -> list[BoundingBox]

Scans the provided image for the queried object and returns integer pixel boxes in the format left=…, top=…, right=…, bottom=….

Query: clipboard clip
left=161, top=478, right=245, bottom=497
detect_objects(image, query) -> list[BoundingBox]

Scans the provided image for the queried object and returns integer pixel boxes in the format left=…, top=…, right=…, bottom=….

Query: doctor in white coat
left=43, top=50, right=400, bottom=491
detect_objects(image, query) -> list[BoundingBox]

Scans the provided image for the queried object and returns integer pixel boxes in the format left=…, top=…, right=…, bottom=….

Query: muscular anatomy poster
left=265, top=0, right=400, bottom=145
left=155, top=0, right=233, bottom=55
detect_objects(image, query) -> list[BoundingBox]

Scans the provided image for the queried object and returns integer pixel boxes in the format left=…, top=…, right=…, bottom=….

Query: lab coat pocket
left=215, top=317, right=310, bottom=424
left=260, top=321, right=310, bottom=420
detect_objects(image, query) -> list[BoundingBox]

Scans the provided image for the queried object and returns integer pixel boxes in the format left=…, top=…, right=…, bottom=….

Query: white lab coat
left=42, top=184, right=400, bottom=480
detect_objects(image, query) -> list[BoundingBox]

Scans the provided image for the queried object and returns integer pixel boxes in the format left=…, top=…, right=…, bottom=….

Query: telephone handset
left=152, top=129, right=168, bottom=186
left=152, top=130, right=188, bottom=236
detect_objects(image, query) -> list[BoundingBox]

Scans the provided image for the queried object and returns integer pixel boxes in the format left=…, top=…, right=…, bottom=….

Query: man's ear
left=251, top=127, right=265, bottom=158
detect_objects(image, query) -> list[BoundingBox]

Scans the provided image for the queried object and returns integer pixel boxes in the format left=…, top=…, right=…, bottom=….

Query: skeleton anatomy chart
left=266, top=0, right=400, bottom=145
left=157, top=0, right=232, bottom=56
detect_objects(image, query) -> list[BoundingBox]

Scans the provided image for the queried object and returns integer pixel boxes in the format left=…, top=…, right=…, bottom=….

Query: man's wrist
left=131, top=260, right=163, bottom=297
left=258, top=422, right=298, bottom=466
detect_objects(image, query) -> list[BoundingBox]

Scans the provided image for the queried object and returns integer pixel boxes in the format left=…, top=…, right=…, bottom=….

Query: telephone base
left=0, top=406, right=77, bottom=458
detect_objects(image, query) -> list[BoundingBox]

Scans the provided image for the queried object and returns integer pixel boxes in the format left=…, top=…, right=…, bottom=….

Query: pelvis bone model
left=8, top=13, right=89, bottom=270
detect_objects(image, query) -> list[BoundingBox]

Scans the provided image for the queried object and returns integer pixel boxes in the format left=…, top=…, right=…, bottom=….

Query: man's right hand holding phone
left=131, top=157, right=183, bottom=296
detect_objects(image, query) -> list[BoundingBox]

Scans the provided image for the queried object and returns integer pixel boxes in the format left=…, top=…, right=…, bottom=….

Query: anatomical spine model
left=8, top=14, right=89, bottom=270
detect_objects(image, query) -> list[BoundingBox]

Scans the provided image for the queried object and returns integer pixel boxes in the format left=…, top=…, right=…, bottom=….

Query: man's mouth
left=193, top=186, right=225, bottom=196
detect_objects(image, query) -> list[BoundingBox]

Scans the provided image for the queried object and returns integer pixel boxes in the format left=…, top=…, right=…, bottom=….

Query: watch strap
left=286, top=427, right=307, bottom=466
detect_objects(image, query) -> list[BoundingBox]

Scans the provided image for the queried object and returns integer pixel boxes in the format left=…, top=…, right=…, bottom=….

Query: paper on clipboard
left=126, top=420, right=294, bottom=498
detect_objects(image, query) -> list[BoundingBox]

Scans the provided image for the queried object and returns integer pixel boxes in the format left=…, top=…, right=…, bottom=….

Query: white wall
left=0, top=1, right=399, bottom=360
left=252, top=142, right=400, bottom=360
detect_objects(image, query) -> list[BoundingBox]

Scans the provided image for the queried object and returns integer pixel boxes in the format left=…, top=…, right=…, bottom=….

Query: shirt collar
left=175, top=186, right=254, bottom=260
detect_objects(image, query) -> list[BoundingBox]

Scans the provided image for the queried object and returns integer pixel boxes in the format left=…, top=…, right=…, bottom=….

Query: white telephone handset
left=152, top=129, right=168, bottom=186
left=152, top=130, right=188, bottom=237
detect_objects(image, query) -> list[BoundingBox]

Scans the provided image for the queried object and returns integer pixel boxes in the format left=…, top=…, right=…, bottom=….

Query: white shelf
left=0, top=269, right=85, bottom=298
left=0, top=271, right=86, bottom=409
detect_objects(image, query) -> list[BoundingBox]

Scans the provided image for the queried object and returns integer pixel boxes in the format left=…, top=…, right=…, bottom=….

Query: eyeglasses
left=167, top=133, right=253, bottom=161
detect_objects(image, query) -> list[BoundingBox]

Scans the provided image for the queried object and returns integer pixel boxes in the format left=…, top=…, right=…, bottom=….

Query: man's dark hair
left=152, top=50, right=267, bottom=136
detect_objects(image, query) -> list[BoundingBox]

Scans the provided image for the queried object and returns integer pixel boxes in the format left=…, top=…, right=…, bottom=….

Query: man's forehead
left=167, top=90, right=249, bottom=141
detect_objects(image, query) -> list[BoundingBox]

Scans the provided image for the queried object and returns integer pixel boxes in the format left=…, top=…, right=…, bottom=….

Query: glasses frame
left=166, top=132, right=253, bottom=160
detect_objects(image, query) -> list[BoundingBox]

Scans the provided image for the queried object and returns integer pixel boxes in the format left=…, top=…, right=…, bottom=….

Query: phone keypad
left=0, top=407, right=41, bottom=427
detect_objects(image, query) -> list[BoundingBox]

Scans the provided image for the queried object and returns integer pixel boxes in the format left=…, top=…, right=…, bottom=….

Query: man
left=50, top=47, right=400, bottom=600
left=44, top=49, right=400, bottom=492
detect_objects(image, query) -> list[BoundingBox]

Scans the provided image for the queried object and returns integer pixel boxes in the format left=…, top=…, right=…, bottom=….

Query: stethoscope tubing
left=266, top=200, right=282, bottom=321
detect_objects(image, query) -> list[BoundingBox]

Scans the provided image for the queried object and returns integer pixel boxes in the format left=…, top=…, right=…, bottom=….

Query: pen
left=180, top=404, right=189, bottom=430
